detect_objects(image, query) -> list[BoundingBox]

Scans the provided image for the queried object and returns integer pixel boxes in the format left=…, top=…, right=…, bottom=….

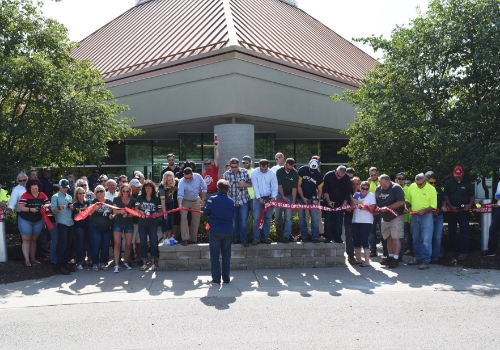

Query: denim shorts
left=18, top=216, right=44, bottom=237
left=113, top=223, right=134, bottom=234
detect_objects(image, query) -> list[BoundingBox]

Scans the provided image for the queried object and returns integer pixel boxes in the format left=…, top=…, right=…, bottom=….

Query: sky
left=41, top=0, right=429, bottom=60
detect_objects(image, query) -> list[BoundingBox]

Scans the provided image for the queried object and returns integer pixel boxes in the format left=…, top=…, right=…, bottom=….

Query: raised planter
left=158, top=242, right=346, bottom=271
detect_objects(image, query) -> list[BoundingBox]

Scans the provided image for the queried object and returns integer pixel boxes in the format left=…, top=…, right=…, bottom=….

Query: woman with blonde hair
left=88, top=185, right=114, bottom=271
left=159, top=171, right=178, bottom=245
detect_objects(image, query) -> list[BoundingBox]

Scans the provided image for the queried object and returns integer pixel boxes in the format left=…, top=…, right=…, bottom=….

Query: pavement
left=2, top=256, right=500, bottom=309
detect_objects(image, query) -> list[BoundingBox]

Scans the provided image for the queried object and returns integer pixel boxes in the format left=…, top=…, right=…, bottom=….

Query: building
left=72, top=0, right=376, bottom=180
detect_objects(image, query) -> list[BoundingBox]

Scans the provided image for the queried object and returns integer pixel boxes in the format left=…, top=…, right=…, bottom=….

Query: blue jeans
left=74, top=226, right=89, bottom=265
left=18, top=216, right=44, bottom=237
left=324, top=210, right=344, bottom=241
left=253, top=197, right=273, bottom=241
left=90, top=225, right=110, bottom=266
left=298, top=199, right=320, bottom=240
left=56, top=223, right=74, bottom=268
left=488, top=209, right=500, bottom=253
left=233, top=202, right=249, bottom=243
left=447, top=211, right=470, bottom=253
left=139, top=225, right=158, bottom=260
left=277, top=194, right=294, bottom=238
left=49, top=224, right=58, bottom=264
left=352, top=223, right=372, bottom=249
left=411, top=213, right=433, bottom=263
left=432, top=214, right=444, bottom=260
left=209, top=232, right=232, bottom=283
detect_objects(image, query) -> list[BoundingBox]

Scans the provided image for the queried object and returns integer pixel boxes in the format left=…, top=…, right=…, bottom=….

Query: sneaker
left=457, top=253, right=469, bottom=261
left=389, top=259, right=399, bottom=268
left=163, top=239, right=170, bottom=246
left=122, top=262, right=132, bottom=270
left=113, top=266, right=120, bottom=273
left=430, top=259, right=440, bottom=264
left=369, top=251, right=377, bottom=257
left=381, top=257, right=393, bottom=266
left=92, top=265, right=99, bottom=272
left=404, top=249, right=413, bottom=255
left=347, top=256, right=356, bottom=264
left=151, top=264, right=158, bottom=271
left=243, top=242, right=249, bottom=247
left=140, top=264, right=148, bottom=271
left=312, top=239, right=320, bottom=244
left=158, top=238, right=165, bottom=244
left=444, top=252, right=456, bottom=258
left=324, top=239, right=332, bottom=243
left=262, top=239, right=272, bottom=244
left=482, top=251, right=496, bottom=257
left=334, top=239, right=344, bottom=244
left=408, top=259, right=423, bottom=266
left=282, top=237, right=289, bottom=244
left=251, top=240, right=259, bottom=245
left=66, top=264, right=76, bottom=272
left=76, top=264, right=83, bottom=270
left=418, top=262, right=430, bottom=270
left=54, top=266, right=70, bottom=275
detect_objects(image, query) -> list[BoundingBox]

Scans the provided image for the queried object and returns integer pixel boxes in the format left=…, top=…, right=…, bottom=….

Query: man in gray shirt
left=177, top=167, right=207, bottom=245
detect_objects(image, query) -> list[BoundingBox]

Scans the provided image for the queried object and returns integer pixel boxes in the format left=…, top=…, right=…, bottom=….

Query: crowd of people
left=1, top=141, right=499, bottom=282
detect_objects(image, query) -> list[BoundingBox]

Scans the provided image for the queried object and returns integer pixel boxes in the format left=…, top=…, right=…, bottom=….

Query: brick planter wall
left=158, top=242, right=346, bottom=271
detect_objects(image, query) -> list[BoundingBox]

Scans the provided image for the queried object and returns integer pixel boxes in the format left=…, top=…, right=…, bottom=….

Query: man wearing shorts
left=375, top=175, right=406, bottom=268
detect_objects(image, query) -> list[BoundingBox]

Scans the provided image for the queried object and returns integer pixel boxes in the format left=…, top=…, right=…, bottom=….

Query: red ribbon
left=74, top=202, right=203, bottom=221
left=40, top=208, right=54, bottom=230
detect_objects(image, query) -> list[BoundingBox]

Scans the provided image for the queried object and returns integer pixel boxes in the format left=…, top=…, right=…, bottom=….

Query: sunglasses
left=242, top=162, right=249, bottom=165
left=428, top=181, right=436, bottom=184
left=18, top=179, right=27, bottom=183
left=361, top=187, right=369, bottom=190
left=122, top=190, right=130, bottom=193
left=230, top=165, right=238, bottom=169
left=204, top=163, right=211, bottom=166
left=80, top=184, right=88, bottom=187
left=397, top=177, right=405, bottom=180
left=96, top=190, right=105, bottom=193
left=77, top=192, right=85, bottom=195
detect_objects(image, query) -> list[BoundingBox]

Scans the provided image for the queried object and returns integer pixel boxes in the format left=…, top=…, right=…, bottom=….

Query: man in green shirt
left=276, top=158, right=298, bottom=243
left=443, top=166, right=475, bottom=260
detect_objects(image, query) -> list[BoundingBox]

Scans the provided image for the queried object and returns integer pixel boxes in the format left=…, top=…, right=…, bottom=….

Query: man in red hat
left=443, top=166, right=475, bottom=261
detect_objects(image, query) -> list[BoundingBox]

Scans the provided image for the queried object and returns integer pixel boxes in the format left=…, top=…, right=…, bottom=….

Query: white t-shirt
left=352, top=192, right=376, bottom=224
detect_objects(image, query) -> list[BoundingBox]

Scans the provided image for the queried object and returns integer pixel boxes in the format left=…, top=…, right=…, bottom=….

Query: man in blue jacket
left=204, top=179, right=235, bottom=284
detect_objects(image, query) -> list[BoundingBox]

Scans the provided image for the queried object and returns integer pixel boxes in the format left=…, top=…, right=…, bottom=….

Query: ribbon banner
left=410, top=203, right=500, bottom=215
left=74, top=202, right=203, bottom=221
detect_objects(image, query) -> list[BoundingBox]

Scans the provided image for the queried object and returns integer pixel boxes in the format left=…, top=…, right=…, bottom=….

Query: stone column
left=214, top=124, right=254, bottom=178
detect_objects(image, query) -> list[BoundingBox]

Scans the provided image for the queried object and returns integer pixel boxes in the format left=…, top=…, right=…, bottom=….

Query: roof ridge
left=222, top=0, right=238, bottom=46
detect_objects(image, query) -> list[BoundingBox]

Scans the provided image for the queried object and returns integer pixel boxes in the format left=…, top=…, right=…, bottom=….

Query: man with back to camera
left=204, top=179, right=235, bottom=284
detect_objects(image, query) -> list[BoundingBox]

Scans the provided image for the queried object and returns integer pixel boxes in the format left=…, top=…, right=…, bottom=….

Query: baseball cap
left=242, top=155, right=252, bottom=163
left=453, top=166, right=464, bottom=177
left=129, top=179, right=141, bottom=188
left=58, top=179, right=70, bottom=188
left=309, top=159, right=319, bottom=170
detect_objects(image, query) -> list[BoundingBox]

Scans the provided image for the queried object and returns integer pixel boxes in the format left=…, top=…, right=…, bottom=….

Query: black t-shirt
left=161, top=165, right=181, bottom=179
left=444, top=178, right=474, bottom=207
left=322, top=171, right=351, bottom=208
left=374, top=182, right=405, bottom=222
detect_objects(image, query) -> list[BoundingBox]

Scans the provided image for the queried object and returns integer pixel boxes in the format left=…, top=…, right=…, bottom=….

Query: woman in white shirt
left=352, top=181, right=376, bottom=267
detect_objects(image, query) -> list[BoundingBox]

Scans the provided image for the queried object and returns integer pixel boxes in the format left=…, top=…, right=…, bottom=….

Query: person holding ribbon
left=72, top=187, right=91, bottom=270
left=112, top=183, right=136, bottom=272
left=352, top=181, right=376, bottom=267
left=135, top=180, right=162, bottom=271
left=159, top=171, right=178, bottom=245
left=51, top=179, right=75, bottom=274
left=18, top=179, right=50, bottom=267
left=88, top=185, right=114, bottom=271
left=375, top=175, right=406, bottom=269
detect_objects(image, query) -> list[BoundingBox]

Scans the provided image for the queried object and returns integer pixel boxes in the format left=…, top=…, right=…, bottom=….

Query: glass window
left=295, top=140, right=320, bottom=164
left=179, top=133, right=202, bottom=162
left=103, top=141, right=126, bottom=166
left=126, top=140, right=152, bottom=166
left=153, top=140, right=178, bottom=165
left=255, top=133, right=275, bottom=161
left=275, top=139, right=294, bottom=164
left=320, top=140, right=349, bottom=164
left=202, top=133, right=215, bottom=161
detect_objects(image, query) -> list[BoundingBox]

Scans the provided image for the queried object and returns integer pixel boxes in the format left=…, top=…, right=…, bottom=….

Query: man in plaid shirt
left=223, top=158, right=252, bottom=247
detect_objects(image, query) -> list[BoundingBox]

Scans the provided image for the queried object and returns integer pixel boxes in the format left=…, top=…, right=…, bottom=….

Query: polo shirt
left=276, top=166, right=298, bottom=196
left=406, top=183, right=437, bottom=212
left=443, top=178, right=475, bottom=207
left=51, top=191, right=74, bottom=226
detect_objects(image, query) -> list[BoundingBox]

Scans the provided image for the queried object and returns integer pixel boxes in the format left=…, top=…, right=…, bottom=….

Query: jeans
left=411, top=213, right=433, bottom=263
left=277, top=194, right=294, bottom=238
left=253, top=197, right=273, bottom=241
left=139, top=225, right=158, bottom=260
left=161, top=200, right=174, bottom=233
left=343, top=212, right=355, bottom=257
left=49, top=224, right=58, bottom=264
left=74, top=226, right=89, bottom=265
left=447, top=211, right=470, bottom=253
left=274, top=201, right=283, bottom=232
left=432, top=214, right=444, bottom=260
left=404, top=221, right=413, bottom=251
left=324, top=210, right=344, bottom=241
left=90, top=225, right=110, bottom=266
left=352, top=223, right=372, bottom=249
left=209, top=232, right=232, bottom=283
left=56, top=223, right=74, bottom=268
left=298, top=199, right=320, bottom=240
left=488, top=209, right=500, bottom=253
left=18, top=216, right=44, bottom=237
left=233, top=202, right=249, bottom=243
left=369, top=213, right=384, bottom=253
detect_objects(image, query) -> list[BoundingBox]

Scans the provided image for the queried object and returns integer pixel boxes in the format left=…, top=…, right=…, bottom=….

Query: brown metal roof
left=72, top=0, right=376, bottom=84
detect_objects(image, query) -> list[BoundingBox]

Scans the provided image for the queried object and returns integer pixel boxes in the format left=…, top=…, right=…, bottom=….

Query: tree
left=0, top=0, right=141, bottom=184
left=333, top=0, right=500, bottom=197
